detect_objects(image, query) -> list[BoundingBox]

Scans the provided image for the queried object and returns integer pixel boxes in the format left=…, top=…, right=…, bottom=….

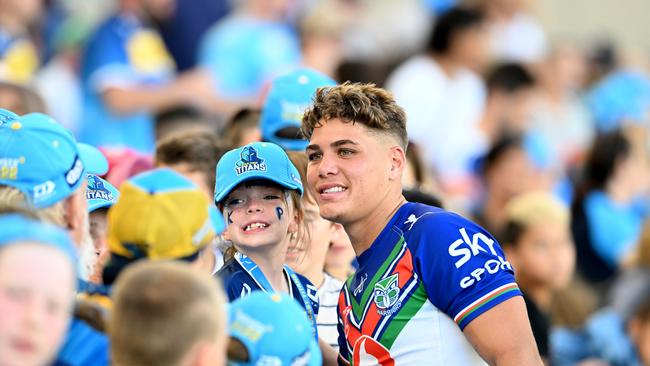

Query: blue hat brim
left=78, top=143, right=108, bottom=175
left=214, top=174, right=302, bottom=205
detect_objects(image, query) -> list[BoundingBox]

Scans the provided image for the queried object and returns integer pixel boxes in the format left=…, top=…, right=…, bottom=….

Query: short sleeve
left=408, top=211, right=521, bottom=330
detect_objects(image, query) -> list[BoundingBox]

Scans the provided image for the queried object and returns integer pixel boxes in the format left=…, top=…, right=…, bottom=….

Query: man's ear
left=388, top=145, right=406, bottom=181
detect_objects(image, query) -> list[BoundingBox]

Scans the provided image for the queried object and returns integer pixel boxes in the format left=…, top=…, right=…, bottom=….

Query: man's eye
left=307, top=152, right=322, bottom=161
left=339, top=149, right=355, bottom=157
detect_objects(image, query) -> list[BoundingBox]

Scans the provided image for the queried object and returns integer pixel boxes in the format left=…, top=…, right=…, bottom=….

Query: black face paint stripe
left=227, top=210, right=233, bottom=224
left=276, top=207, right=284, bottom=220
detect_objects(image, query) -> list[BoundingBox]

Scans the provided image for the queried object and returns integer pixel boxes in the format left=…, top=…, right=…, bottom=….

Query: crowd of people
left=2, top=0, right=650, bottom=365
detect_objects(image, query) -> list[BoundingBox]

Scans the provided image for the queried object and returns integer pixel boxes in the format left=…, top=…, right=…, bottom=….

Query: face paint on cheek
left=276, top=207, right=284, bottom=221
left=227, top=210, right=233, bottom=225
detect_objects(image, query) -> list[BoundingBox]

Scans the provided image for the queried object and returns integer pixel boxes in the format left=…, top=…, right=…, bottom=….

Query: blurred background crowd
left=3, top=0, right=650, bottom=365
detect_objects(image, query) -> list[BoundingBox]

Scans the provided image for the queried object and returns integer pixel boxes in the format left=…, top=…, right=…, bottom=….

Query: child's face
left=0, top=243, right=75, bottom=366
left=508, top=222, right=575, bottom=290
left=223, top=184, right=297, bottom=252
left=286, top=199, right=332, bottom=275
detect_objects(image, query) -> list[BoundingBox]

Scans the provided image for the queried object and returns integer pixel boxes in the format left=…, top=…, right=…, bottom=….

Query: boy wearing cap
left=302, top=83, right=541, bottom=365
left=228, top=292, right=322, bottom=366
left=110, top=261, right=228, bottom=366
left=0, top=209, right=78, bottom=366
left=260, top=68, right=336, bottom=151
left=0, top=112, right=108, bottom=279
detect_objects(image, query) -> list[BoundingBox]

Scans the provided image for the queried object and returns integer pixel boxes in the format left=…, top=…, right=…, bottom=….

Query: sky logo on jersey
left=448, top=227, right=498, bottom=268
left=235, top=146, right=267, bottom=175
left=373, top=273, right=400, bottom=312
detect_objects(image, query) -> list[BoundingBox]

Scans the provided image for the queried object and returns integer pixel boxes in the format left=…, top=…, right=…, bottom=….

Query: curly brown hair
left=301, top=82, right=408, bottom=149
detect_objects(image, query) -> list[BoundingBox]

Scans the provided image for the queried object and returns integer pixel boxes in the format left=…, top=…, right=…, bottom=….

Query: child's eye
left=225, top=198, right=244, bottom=207
left=307, top=152, right=322, bottom=162
left=264, top=195, right=281, bottom=200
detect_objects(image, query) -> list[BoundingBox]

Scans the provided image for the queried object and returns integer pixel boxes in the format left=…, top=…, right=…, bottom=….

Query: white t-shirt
left=317, top=272, right=344, bottom=349
left=386, top=55, right=486, bottom=182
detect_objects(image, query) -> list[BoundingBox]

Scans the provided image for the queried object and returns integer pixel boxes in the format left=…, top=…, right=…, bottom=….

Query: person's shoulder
left=387, top=55, right=442, bottom=86
left=400, top=202, right=492, bottom=248
left=216, top=257, right=246, bottom=283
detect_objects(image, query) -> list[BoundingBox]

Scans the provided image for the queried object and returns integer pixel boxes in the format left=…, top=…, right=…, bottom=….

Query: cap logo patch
left=235, top=146, right=266, bottom=175
left=86, top=176, right=113, bottom=201
left=33, top=180, right=55, bottom=202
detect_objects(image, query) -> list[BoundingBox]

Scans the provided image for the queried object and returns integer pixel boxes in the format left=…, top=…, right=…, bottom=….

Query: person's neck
left=432, top=53, right=461, bottom=78
left=241, top=245, right=288, bottom=293
left=304, top=266, right=325, bottom=289
left=606, top=180, right=633, bottom=205
left=344, top=189, right=407, bottom=257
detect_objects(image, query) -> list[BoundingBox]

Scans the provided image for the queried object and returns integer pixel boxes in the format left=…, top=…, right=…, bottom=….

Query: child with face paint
left=214, top=142, right=320, bottom=340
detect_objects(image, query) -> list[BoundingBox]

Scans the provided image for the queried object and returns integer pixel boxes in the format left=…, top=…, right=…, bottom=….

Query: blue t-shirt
left=584, top=190, right=647, bottom=267
left=217, top=253, right=320, bottom=337
left=79, top=14, right=175, bottom=153
left=198, top=15, right=300, bottom=100
left=337, top=202, right=521, bottom=365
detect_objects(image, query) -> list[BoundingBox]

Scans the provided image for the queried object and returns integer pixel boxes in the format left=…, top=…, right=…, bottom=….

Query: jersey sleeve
left=409, top=211, right=522, bottom=330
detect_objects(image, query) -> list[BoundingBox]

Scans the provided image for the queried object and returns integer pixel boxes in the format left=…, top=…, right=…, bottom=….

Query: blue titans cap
left=0, top=213, right=78, bottom=267
left=228, top=292, right=321, bottom=366
left=214, top=142, right=303, bottom=204
left=261, top=68, right=336, bottom=151
left=86, top=174, right=119, bottom=213
left=0, top=113, right=108, bottom=208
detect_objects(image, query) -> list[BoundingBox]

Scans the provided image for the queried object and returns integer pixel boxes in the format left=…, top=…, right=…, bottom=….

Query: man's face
left=306, top=118, right=396, bottom=225
left=0, top=243, right=75, bottom=366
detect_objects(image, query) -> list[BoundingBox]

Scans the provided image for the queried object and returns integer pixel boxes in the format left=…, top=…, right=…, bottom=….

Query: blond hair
left=0, top=185, right=66, bottom=226
left=301, top=82, right=408, bottom=149
left=110, top=261, right=227, bottom=366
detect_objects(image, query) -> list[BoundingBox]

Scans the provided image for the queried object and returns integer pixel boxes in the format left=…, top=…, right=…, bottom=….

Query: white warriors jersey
left=337, top=203, right=521, bottom=365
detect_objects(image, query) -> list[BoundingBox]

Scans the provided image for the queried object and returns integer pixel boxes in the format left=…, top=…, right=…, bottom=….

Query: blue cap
left=261, top=68, right=336, bottom=151
left=214, top=142, right=303, bottom=204
left=0, top=213, right=78, bottom=266
left=86, top=174, right=119, bottom=213
left=229, top=292, right=321, bottom=366
left=0, top=113, right=108, bottom=208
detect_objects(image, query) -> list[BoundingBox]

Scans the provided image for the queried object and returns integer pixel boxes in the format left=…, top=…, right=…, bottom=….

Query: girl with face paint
left=213, top=142, right=320, bottom=341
